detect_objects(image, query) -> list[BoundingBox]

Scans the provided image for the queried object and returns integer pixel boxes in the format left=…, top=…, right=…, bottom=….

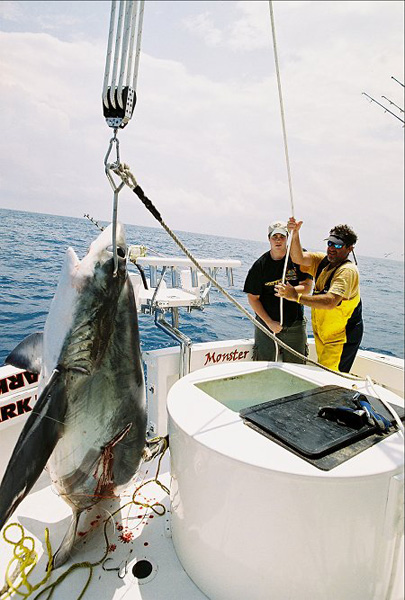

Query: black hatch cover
left=239, top=385, right=403, bottom=470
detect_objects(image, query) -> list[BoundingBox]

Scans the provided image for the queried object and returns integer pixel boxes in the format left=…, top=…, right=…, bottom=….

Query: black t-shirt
left=243, top=252, right=311, bottom=326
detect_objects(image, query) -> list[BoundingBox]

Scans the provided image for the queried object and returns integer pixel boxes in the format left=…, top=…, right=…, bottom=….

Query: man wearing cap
left=275, top=218, right=363, bottom=373
left=243, top=221, right=313, bottom=363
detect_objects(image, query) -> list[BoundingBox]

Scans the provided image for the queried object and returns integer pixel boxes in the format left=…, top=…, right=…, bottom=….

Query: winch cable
left=268, top=1, right=296, bottom=334
left=102, top=0, right=145, bottom=277
left=111, top=162, right=372, bottom=384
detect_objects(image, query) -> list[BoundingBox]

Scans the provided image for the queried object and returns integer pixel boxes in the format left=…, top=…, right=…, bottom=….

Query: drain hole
left=132, top=560, right=153, bottom=579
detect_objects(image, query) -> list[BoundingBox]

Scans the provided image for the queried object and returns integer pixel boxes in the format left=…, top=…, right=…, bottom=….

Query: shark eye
left=106, top=245, right=126, bottom=259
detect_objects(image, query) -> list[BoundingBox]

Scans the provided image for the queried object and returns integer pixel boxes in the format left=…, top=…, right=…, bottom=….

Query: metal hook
left=104, top=129, right=125, bottom=277
left=104, top=129, right=121, bottom=169
left=118, top=559, right=129, bottom=579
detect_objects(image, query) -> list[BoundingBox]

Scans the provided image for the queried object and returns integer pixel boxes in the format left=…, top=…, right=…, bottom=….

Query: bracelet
left=297, top=293, right=302, bottom=304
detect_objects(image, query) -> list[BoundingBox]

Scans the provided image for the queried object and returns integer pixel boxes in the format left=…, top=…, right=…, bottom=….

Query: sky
left=0, top=0, right=404, bottom=259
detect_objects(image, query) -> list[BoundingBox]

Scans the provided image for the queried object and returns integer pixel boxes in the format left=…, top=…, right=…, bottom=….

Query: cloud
left=182, top=12, right=223, bottom=47
left=0, top=1, right=403, bottom=261
left=0, top=1, right=23, bottom=22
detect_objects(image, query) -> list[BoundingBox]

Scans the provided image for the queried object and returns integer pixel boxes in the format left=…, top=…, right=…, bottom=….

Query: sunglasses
left=327, top=241, right=344, bottom=249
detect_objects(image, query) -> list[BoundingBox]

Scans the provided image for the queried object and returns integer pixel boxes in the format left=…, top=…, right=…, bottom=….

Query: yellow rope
left=1, top=523, right=52, bottom=599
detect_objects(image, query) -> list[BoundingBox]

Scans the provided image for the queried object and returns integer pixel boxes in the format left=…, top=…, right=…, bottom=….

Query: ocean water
left=0, top=207, right=403, bottom=364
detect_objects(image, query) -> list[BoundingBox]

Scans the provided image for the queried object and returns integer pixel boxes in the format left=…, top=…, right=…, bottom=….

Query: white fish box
left=167, top=361, right=405, bottom=600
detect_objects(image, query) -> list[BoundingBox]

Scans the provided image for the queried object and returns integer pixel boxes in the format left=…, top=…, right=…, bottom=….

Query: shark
left=0, top=223, right=147, bottom=568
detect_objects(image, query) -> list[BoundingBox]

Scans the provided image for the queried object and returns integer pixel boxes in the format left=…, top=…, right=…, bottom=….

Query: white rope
left=268, top=1, right=296, bottom=330
left=132, top=0, right=145, bottom=92
left=102, top=0, right=117, bottom=107
left=126, top=1, right=139, bottom=88
left=117, top=1, right=135, bottom=109
left=103, top=1, right=144, bottom=117
left=268, top=1, right=295, bottom=216
left=109, top=1, right=126, bottom=109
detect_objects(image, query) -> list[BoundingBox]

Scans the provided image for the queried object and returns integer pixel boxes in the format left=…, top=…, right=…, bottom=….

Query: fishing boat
left=0, top=250, right=404, bottom=600
left=0, top=2, right=403, bottom=599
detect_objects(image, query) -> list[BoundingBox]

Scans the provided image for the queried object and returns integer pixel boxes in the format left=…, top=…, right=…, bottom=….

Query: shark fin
left=0, top=369, right=67, bottom=531
left=5, top=332, right=43, bottom=374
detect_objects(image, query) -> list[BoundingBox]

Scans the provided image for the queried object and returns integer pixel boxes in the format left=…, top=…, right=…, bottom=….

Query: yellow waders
left=312, top=293, right=361, bottom=371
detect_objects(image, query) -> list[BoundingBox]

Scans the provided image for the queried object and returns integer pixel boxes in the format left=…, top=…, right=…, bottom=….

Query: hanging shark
left=0, top=223, right=147, bottom=568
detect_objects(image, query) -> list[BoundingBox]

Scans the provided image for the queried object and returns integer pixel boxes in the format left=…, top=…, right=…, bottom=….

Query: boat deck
left=0, top=452, right=207, bottom=599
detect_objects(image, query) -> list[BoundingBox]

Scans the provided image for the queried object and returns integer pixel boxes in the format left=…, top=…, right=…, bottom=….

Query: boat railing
left=129, top=254, right=241, bottom=376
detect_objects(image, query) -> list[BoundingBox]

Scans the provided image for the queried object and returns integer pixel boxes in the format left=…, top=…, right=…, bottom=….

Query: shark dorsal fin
left=6, top=332, right=43, bottom=374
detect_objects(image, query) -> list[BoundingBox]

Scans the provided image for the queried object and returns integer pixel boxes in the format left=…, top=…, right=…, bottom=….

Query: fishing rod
left=381, top=96, right=404, bottom=114
left=84, top=213, right=105, bottom=231
left=362, top=93, right=405, bottom=124
left=391, top=76, right=404, bottom=88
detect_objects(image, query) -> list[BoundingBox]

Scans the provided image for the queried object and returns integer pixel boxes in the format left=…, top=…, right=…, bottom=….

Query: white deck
left=0, top=452, right=207, bottom=599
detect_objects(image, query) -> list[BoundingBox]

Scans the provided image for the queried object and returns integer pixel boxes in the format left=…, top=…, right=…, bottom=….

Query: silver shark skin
left=0, top=223, right=146, bottom=568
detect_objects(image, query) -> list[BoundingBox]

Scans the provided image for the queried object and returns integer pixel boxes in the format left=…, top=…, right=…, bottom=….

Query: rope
left=102, top=0, right=117, bottom=107
left=109, top=1, right=125, bottom=110
left=268, top=1, right=295, bottom=216
left=132, top=1, right=145, bottom=92
left=111, top=162, right=370, bottom=383
left=268, top=1, right=296, bottom=327
left=1, top=523, right=53, bottom=599
left=117, top=1, right=135, bottom=110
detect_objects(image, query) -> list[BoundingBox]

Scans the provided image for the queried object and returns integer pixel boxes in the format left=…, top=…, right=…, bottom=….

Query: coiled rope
left=0, top=524, right=52, bottom=599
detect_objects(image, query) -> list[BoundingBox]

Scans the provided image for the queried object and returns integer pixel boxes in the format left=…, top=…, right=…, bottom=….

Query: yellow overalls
left=304, top=254, right=362, bottom=372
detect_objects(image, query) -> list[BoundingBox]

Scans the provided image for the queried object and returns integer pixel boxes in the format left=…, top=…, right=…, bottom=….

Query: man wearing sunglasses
left=275, top=218, right=363, bottom=373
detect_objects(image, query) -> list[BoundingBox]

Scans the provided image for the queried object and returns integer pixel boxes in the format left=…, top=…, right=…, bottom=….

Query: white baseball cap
left=268, top=221, right=288, bottom=237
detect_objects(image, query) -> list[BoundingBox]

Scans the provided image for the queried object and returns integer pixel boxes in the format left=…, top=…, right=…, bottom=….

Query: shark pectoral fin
left=0, top=370, right=67, bottom=531
left=5, top=332, right=43, bottom=374
left=52, top=509, right=81, bottom=570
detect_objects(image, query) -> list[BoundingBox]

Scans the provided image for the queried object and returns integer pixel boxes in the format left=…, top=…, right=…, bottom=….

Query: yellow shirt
left=301, top=252, right=360, bottom=300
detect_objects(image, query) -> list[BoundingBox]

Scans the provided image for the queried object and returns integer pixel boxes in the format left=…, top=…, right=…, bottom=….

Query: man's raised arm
left=287, top=217, right=312, bottom=267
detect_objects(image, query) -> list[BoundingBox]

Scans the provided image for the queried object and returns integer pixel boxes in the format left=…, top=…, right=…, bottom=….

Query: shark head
left=41, top=223, right=128, bottom=383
